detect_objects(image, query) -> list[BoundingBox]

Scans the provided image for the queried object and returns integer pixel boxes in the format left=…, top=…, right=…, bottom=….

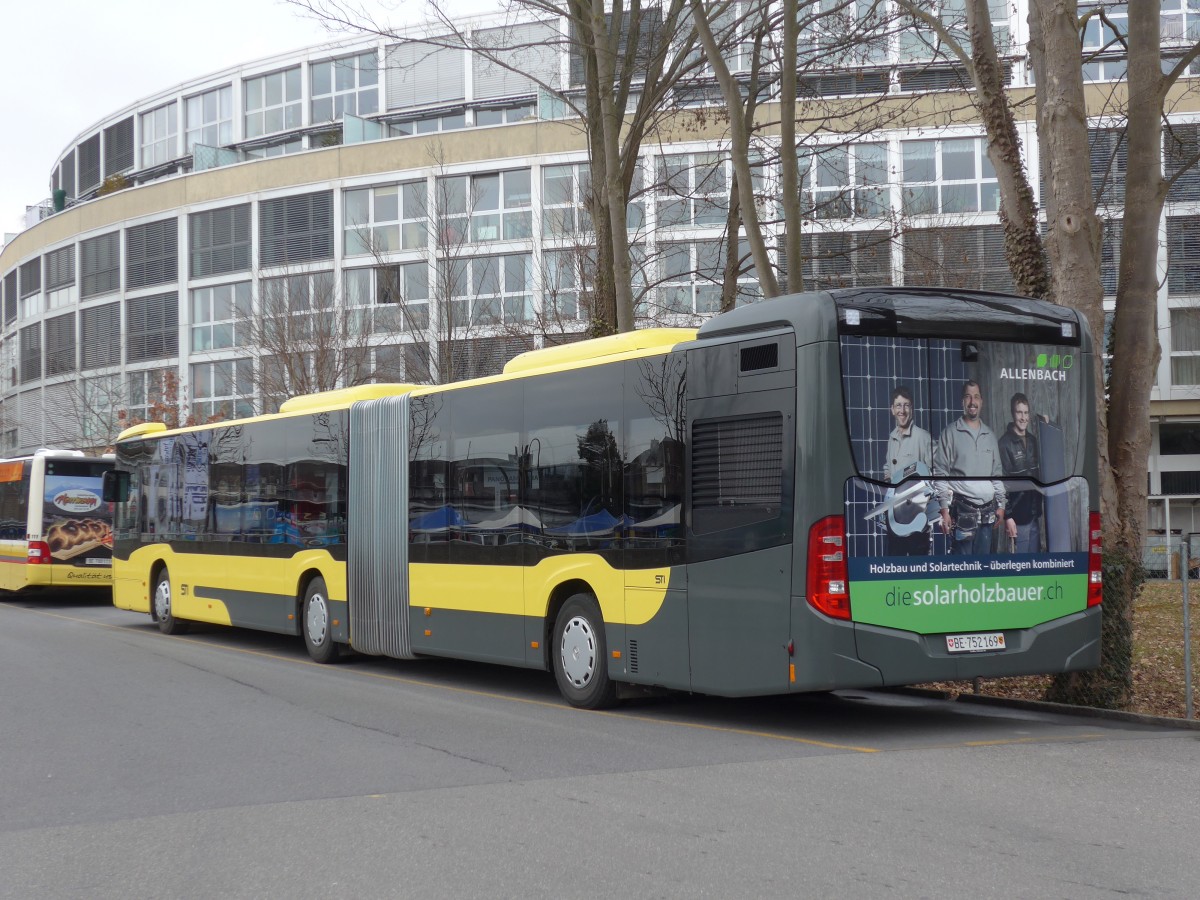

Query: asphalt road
left=2, top=591, right=1198, bottom=899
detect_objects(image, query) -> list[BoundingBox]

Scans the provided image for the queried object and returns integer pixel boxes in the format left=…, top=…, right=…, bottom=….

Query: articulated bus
left=0, top=450, right=114, bottom=592
left=106, top=288, right=1101, bottom=707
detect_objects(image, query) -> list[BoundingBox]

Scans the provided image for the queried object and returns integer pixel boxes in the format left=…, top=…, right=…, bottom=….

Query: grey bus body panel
left=852, top=605, right=1102, bottom=682
left=790, top=602, right=885, bottom=691
left=621, top=566, right=690, bottom=689
left=348, top=394, right=416, bottom=659
left=410, top=607, right=538, bottom=668
left=687, top=544, right=794, bottom=695
left=192, top=585, right=301, bottom=636
left=684, top=326, right=797, bottom=696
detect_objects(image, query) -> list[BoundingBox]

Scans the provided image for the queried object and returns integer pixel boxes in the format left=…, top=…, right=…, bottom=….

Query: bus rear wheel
left=302, top=577, right=339, bottom=664
left=153, top=568, right=189, bottom=635
left=552, top=594, right=617, bottom=710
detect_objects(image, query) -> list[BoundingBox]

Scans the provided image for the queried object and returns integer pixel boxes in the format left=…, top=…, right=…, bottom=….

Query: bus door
left=685, top=334, right=797, bottom=696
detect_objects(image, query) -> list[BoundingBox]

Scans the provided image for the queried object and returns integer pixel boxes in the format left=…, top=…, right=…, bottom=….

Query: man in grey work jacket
left=934, top=380, right=1006, bottom=556
left=883, top=385, right=934, bottom=555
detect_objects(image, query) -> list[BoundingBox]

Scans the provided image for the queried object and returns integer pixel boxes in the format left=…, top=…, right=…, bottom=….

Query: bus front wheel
left=552, top=594, right=617, bottom=710
left=153, top=568, right=189, bottom=635
left=302, top=577, right=340, bottom=664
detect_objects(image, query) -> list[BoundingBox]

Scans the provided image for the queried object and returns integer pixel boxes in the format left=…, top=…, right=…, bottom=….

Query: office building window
left=185, top=85, right=234, bottom=151
left=140, top=103, right=178, bottom=167
left=126, top=292, right=179, bottom=363
left=311, top=52, right=379, bottom=122
left=81, top=303, right=122, bottom=370
left=81, top=232, right=121, bottom=299
left=259, top=191, right=334, bottom=266
left=449, top=254, right=533, bottom=327
left=19, top=324, right=41, bottom=384
left=902, top=138, right=999, bottom=216
left=191, top=282, right=251, bottom=352
left=800, top=143, right=889, bottom=219
left=542, top=164, right=592, bottom=237
left=44, top=313, right=77, bottom=377
left=375, top=262, right=430, bottom=332
left=126, top=219, right=179, bottom=290
left=439, top=170, right=532, bottom=244
left=343, top=182, right=427, bottom=255
left=191, top=358, right=255, bottom=421
left=244, top=67, right=302, bottom=139
left=658, top=152, right=730, bottom=228
left=1171, top=308, right=1200, bottom=386
left=190, top=204, right=251, bottom=278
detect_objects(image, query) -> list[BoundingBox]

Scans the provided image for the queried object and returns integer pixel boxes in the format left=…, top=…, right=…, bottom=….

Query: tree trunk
left=590, top=0, right=638, bottom=332
left=575, top=5, right=619, bottom=337
left=778, top=0, right=803, bottom=294
left=688, top=0, right=780, bottom=298
left=1108, top=3, right=1163, bottom=559
left=966, top=0, right=1048, bottom=299
left=1029, top=0, right=1128, bottom=708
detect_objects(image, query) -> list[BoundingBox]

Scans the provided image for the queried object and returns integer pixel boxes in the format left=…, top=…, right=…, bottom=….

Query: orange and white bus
left=0, top=450, right=114, bottom=592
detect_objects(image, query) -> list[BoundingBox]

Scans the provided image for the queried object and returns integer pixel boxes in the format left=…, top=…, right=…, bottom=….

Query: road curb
left=886, top=685, right=1200, bottom=730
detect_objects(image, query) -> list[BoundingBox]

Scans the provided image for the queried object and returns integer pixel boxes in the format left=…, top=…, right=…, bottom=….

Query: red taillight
left=27, top=541, right=52, bottom=565
left=1087, top=512, right=1102, bottom=607
left=807, top=515, right=850, bottom=620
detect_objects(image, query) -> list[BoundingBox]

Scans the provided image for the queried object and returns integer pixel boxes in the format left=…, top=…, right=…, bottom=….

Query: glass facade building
left=2, top=2, right=1200, bottom=545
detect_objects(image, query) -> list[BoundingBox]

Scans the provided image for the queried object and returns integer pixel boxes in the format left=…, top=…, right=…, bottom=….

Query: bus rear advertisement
left=106, top=288, right=1101, bottom=707
left=0, top=450, right=114, bottom=592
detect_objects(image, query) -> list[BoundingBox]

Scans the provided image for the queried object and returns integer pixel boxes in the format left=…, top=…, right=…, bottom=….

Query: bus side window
left=102, top=470, right=131, bottom=503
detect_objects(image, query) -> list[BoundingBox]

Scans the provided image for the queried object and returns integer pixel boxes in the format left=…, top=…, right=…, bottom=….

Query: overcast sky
left=0, top=0, right=499, bottom=238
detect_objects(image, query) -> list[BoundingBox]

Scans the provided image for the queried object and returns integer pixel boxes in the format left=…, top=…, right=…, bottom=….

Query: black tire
left=152, top=568, right=189, bottom=635
left=552, top=593, right=617, bottom=709
left=302, top=577, right=340, bottom=663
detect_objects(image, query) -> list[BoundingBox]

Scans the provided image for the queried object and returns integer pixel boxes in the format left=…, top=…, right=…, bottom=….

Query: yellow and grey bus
left=0, top=449, right=114, bottom=592
left=106, top=288, right=1101, bottom=707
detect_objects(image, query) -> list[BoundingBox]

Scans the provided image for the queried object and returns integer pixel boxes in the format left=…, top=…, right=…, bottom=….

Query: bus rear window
left=839, top=336, right=1086, bottom=485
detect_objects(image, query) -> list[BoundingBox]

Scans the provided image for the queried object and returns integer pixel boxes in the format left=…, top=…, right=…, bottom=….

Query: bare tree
left=245, top=267, right=376, bottom=410
left=932, top=1, right=1200, bottom=707
left=287, top=0, right=711, bottom=333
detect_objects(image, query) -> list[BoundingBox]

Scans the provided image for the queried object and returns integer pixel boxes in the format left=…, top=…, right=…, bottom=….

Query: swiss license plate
left=946, top=632, right=1006, bottom=653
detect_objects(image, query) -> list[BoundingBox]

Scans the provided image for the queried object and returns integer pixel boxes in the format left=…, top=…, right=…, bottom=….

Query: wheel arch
left=542, top=578, right=596, bottom=667
left=294, top=567, right=328, bottom=620
left=148, top=558, right=169, bottom=621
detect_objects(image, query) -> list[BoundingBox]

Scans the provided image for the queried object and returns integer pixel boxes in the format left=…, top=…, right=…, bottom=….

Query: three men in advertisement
left=875, top=380, right=1052, bottom=558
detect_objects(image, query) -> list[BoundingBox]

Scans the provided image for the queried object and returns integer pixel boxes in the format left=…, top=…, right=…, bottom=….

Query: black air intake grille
left=692, top=414, right=783, bottom=514
left=740, top=342, right=778, bottom=372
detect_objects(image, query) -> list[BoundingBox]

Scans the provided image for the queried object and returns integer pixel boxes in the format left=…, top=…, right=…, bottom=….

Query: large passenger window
left=525, top=367, right=623, bottom=558
left=447, top=382, right=523, bottom=565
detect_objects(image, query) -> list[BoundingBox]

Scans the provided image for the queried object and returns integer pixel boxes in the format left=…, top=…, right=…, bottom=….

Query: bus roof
left=113, top=384, right=418, bottom=444
left=113, top=329, right=702, bottom=446
left=502, top=328, right=698, bottom=376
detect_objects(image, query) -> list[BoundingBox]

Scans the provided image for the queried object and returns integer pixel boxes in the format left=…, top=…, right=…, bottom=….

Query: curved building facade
left=3, top=3, right=1200, bottom=542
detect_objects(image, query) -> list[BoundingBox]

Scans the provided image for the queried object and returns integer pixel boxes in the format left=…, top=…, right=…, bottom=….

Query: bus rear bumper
left=854, top=606, right=1103, bottom=685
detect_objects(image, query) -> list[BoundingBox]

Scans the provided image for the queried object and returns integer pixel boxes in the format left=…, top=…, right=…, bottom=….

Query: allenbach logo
left=999, top=352, right=1072, bottom=382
